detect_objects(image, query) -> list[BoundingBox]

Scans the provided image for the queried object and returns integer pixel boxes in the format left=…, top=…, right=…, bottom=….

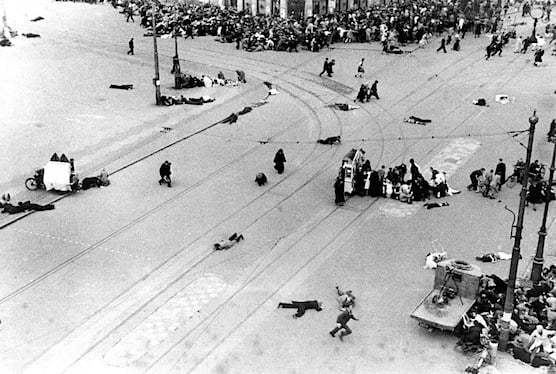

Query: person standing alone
left=273, top=149, right=286, bottom=174
left=318, top=58, right=329, bottom=77
left=326, top=59, right=335, bottom=77
left=127, top=38, right=134, bottom=55
left=437, top=37, right=447, bottom=53
left=159, top=161, right=172, bottom=187
left=355, top=58, right=365, bottom=78
left=369, top=80, right=379, bottom=100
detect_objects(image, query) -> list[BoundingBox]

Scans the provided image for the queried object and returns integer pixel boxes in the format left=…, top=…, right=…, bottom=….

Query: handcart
left=411, top=259, right=482, bottom=332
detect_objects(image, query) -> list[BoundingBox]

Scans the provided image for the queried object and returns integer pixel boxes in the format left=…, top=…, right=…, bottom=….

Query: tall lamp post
left=172, top=27, right=181, bottom=89
left=499, top=111, right=538, bottom=352
left=531, top=114, right=556, bottom=285
left=530, top=8, right=543, bottom=38
left=152, top=2, right=162, bottom=106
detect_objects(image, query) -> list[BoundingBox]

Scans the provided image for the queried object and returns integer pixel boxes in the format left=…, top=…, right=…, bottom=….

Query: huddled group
left=457, top=268, right=556, bottom=368
left=335, top=158, right=460, bottom=206
left=468, top=158, right=554, bottom=208
left=110, top=0, right=508, bottom=54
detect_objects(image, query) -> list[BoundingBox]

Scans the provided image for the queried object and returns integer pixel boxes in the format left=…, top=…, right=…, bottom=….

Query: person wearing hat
left=159, top=161, right=172, bottom=187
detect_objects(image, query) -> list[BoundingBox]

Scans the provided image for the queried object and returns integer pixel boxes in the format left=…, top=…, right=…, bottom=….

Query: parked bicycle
left=506, top=160, right=546, bottom=188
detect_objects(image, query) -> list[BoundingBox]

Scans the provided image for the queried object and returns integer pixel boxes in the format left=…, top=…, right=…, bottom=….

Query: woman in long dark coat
left=368, top=171, right=383, bottom=197
left=334, top=177, right=345, bottom=205
left=274, top=149, right=286, bottom=174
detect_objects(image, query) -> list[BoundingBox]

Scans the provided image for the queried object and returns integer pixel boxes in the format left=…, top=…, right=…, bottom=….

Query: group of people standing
left=467, top=159, right=507, bottom=199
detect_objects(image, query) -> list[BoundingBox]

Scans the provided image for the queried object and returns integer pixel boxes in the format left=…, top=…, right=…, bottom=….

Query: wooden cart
left=411, top=259, right=482, bottom=331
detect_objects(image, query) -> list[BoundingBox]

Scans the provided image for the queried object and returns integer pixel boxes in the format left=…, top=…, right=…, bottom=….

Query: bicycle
left=506, top=163, right=546, bottom=188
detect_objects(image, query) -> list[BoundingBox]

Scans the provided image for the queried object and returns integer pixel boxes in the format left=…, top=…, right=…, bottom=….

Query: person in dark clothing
left=318, top=58, right=329, bottom=77
left=334, top=177, right=345, bottom=205
left=534, top=49, right=545, bottom=66
left=409, top=158, right=421, bottom=180
left=355, top=84, right=368, bottom=103
left=159, top=161, right=172, bottom=187
left=329, top=307, right=358, bottom=341
left=326, top=59, right=335, bottom=77
left=458, top=321, right=483, bottom=347
left=1, top=201, right=55, bottom=214
left=368, top=170, right=383, bottom=197
left=278, top=300, right=323, bottom=318
left=125, top=7, right=134, bottom=22
left=495, top=159, right=506, bottom=186
left=437, top=38, right=447, bottom=53
left=127, top=38, right=134, bottom=55
left=273, top=149, right=286, bottom=174
left=184, top=24, right=194, bottom=39
left=468, top=168, right=485, bottom=190
left=369, top=80, right=379, bottom=100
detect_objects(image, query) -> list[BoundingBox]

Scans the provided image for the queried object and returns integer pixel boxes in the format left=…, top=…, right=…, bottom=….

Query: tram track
left=9, top=11, right=532, bottom=372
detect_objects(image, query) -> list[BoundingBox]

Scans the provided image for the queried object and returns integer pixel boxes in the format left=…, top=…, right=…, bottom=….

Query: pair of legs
left=159, top=175, right=171, bottom=187
left=228, top=233, right=244, bottom=242
left=277, top=301, right=309, bottom=318
left=330, top=324, right=352, bottom=340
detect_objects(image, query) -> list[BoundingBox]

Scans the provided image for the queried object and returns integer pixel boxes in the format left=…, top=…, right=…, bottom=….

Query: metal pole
left=152, top=2, right=161, bottom=105
left=499, top=111, right=538, bottom=352
left=531, top=127, right=555, bottom=285
left=173, top=28, right=181, bottom=89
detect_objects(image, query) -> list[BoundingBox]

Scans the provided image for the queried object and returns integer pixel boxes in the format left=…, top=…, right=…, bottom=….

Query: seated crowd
left=340, top=158, right=459, bottom=204
left=111, top=0, right=507, bottom=53
left=456, top=268, right=556, bottom=368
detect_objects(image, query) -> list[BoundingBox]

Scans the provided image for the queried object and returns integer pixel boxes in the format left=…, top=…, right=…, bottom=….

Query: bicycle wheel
left=506, top=176, right=517, bottom=188
left=25, top=178, right=38, bottom=191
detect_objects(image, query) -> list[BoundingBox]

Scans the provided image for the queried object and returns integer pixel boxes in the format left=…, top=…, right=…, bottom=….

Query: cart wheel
left=25, top=178, right=38, bottom=191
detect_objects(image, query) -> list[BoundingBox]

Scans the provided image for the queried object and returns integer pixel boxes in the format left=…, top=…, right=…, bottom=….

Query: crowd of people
left=334, top=157, right=460, bottom=206
left=110, top=0, right=512, bottom=54
left=455, top=268, right=556, bottom=369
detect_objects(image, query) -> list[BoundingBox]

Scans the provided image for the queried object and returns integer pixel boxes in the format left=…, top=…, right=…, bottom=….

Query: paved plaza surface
left=1, top=1, right=555, bottom=373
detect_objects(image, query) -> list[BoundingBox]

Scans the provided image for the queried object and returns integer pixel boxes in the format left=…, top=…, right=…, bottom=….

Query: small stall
left=411, top=259, right=482, bottom=331
left=43, top=161, right=73, bottom=192
left=341, top=148, right=366, bottom=195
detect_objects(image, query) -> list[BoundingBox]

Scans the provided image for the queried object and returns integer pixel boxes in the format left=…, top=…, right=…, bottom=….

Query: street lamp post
left=173, top=28, right=181, bottom=89
left=530, top=8, right=543, bottom=38
left=498, top=111, right=538, bottom=352
left=531, top=116, right=556, bottom=286
left=152, top=2, right=162, bottom=105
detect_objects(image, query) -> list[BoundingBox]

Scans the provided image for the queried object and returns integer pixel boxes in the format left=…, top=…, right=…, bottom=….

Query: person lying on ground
left=317, top=136, right=341, bottom=145
left=214, top=233, right=244, bottom=250
left=277, top=300, right=323, bottom=318
left=424, top=202, right=450, bottom=209
left=331, top=103, right=359, bottom=111
left=475, top=252, right=512, bottom=262
left=109, top=84, right=133, bottom=90
left=1, top=201, right=55, bottom=214
left=424, top=251, right=447, bottom=268
left=404, top=116, right=432, bottom=125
